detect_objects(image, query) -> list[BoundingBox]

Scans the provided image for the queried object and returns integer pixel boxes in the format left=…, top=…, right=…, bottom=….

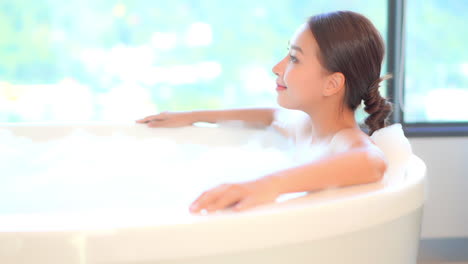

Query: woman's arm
left=191, top=108, right=278, bottom=127
left=264, top=146, right=387, bottom=194
left=137, top=108, right=279, bottom=128
left=189, top=145, right=387, bottom=213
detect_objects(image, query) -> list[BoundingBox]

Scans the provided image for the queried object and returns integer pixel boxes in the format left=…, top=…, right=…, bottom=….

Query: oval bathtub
left=0, top=123, right=426, bottom=264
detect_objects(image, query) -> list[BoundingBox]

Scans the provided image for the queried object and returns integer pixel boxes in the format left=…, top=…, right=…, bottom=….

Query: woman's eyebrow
left=287, top=41, right=304, bottom=54
left=290, top=45, right=304, bottom=54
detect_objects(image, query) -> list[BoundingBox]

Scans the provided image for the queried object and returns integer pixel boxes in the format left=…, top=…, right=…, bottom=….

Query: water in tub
left=0, top=117, right=410, bottom=217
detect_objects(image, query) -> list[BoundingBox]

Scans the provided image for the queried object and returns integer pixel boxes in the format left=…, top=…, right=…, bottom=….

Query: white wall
left=409, top=137, right=468, bottom=238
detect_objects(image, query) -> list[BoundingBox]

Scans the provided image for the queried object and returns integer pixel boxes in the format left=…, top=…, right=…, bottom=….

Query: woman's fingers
left=233, top=197, right=256, bottom=211
left=190, top=184, right=231, bottom=213
left=147, top=119, right=170, bottom=127
left=190, top=184, right=251, bottom=213
left=135, top=115, right=154, bottom=123
left=190, top=190, right=220, bottom=213
left=211, top=188, right=243, bottom=211
left=136, top=112, right=167, bottom=123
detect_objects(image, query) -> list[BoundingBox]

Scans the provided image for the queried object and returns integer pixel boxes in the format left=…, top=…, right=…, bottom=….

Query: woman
left=136, top=11, right=393, bottom=214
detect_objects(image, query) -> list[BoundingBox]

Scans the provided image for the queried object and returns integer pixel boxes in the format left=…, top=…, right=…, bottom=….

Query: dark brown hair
left=307, top=11, right=393, bottom=135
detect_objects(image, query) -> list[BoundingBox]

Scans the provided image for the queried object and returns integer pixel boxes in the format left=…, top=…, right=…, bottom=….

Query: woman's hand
left=136, top=111, right=197, bottom=128
left=189, top=177, right=280, bottom=214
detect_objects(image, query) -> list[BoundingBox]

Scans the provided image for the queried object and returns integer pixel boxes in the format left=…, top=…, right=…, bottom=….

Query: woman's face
left=272, top=23, right=331, bottom=111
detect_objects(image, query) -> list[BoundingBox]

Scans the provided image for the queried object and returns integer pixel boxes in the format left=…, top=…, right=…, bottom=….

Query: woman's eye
left=289, top=54, right=298, bottom=63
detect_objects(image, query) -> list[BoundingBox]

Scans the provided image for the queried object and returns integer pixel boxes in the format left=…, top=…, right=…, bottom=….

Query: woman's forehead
left=289, top=23, right=316, bottom=53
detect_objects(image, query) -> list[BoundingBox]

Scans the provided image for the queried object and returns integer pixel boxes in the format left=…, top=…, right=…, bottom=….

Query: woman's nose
left=272, top=57, right=286, bottom=77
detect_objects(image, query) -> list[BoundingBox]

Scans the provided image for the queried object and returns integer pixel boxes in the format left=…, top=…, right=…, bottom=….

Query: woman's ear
left=323, top=72, right=345, bottom=97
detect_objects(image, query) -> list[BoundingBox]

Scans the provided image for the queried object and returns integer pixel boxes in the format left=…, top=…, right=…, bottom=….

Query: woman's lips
left=276, top=84, right=287, bottom=91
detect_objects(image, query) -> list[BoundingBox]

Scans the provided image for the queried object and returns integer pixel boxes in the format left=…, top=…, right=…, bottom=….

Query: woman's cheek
left=283, top=67, right=294, bottom=87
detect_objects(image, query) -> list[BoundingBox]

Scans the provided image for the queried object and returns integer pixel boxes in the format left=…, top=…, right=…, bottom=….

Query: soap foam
left=0, top=128, right=301, bottom=214
left=0, top=122, right=412, bottom=215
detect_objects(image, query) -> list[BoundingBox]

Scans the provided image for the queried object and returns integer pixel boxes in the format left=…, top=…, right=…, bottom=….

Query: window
left=0, top=0, right=387, bottom=123
left=404, top=0, right=468, bottom=123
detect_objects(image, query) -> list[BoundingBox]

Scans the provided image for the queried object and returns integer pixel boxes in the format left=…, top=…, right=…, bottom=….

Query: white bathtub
left=0, top=123, right=426, bottom=264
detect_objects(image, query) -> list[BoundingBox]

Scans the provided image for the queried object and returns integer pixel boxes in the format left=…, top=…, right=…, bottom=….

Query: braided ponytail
left=363, top=75, right=393, bottom=135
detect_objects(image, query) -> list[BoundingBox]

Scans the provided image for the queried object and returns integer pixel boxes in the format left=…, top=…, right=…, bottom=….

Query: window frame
left=386, top=0, right=468, bottom=137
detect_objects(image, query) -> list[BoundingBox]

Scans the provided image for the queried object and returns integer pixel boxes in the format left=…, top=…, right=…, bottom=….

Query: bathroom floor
left=417, top=238, right=468, bottom=264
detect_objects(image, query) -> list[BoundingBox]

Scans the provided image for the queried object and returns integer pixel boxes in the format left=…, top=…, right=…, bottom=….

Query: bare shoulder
left=329, top=128, right=388, bottom=175
left=329, top=128, right=386, bottom=162
left=329, top=128, right=369, bottom=149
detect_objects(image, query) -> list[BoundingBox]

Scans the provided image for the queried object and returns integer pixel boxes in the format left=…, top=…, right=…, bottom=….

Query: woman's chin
left=276, top=97, right=297, bottom=110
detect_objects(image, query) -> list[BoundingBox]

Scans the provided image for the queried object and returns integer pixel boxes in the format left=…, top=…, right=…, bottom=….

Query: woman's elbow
left=364, top=151, right=388, bottom=182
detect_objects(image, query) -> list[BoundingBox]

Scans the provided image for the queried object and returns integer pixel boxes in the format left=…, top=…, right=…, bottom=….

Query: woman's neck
left=305, top=104, right=359, bottom=144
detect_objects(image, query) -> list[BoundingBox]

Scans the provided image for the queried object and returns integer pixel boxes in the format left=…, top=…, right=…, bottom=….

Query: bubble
left=0, top=126, right=315, bottom=214
left=0, top=122, right=411, bottom=215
